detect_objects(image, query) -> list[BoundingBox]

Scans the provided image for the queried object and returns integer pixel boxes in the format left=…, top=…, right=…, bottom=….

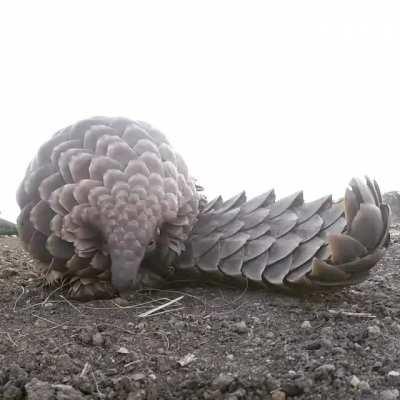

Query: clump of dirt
left=1, top=231, right=400, bottom=400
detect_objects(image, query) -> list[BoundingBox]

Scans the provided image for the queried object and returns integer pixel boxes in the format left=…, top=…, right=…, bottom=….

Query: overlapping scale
left=176, top=176, right=389, bottom=293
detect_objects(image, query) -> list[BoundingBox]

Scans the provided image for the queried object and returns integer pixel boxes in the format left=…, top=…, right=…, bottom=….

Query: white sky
left=0, top=1, right=399, bottom=222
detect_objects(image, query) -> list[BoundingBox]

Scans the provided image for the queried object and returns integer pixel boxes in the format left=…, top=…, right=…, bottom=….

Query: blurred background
left=0, top=0, right=399, bottom=221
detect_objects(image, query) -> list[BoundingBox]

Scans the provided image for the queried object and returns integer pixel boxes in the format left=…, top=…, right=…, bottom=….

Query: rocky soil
left=1, top=229, right=400, bottom=400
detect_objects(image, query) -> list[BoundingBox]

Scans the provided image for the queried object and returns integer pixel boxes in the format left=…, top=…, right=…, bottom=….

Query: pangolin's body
left=16, top=117, right=390, bottom=300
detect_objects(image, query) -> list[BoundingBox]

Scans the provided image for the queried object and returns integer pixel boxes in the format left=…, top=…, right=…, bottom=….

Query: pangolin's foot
left=68, top=278, right=116, bottom=301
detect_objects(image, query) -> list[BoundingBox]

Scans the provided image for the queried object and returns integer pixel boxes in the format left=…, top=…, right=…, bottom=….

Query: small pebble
left=321, top=326, right=334, bottom=336
left=271, top=389, right=287, bottom=400
left=53, top=384, right=84, bottom=400
left=131, top=373, right=146, bottom=381
left=265, top=375, right=280, bottom=391
left=25, top=378, right=54, bottom=400
left=92, top=332, right=104, bottom=346
left=320, top=338, right=333, bottom=349
left=34, top=319, right=47, bottom=328
left=232, top=321, right=248, bottom=334
left=304, top=340, right=321, bottom=350
left=73, top=376, right=94, bottom=394
left=293, top=376, right=313, bottom=394
left=127, top=390, right=146, bottom=400
left=114, top=297, right=129, bottom=306
left=388, top=371, right=400, bottom=383
left=314, top=363, right=336, bottom=379
left=333, top=346, right=347, bottom=355
left=381, top=389, right=400, bottom=400
left=359, top=381, right=370, bottom=392
left=282, top=382, right=303, bottom=396
left=137, top=322, right=145, bottom=330
left=117, top=347, right=130, bottom=354
left=301, top=320, right=312, bottom=329
left=367, top=325, right=381, bottom=337
left=227, top=388, right=247, bottom=399
left=350, top=375, right=360, bottom=388
left=212, top=373, right=234, bottom=390
left=391, top=323, right=400, bottom=332
left=336, top=367, right=346, bottom=379
left=3, top=383, right=23, bottom=400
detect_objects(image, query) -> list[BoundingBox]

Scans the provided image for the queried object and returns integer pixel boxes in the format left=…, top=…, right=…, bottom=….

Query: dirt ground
left=1, top=229, right=400, bottom=400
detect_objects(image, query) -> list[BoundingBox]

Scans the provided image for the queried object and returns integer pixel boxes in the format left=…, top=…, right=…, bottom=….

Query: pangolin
left=16, top=117, right=390, bottom=300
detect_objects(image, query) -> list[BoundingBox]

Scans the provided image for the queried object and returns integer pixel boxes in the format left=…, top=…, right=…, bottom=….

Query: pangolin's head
left=16, top=117, right=200, bottom=296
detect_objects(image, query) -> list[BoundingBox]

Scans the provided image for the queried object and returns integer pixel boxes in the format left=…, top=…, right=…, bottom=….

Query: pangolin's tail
left=173, top=176, right=390, bottom=292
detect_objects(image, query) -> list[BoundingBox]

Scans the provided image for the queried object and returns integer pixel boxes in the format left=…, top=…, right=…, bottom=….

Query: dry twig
left=328, top=309, right=376, bottom=318
left=138, top=295, right=184, bottom=317
left=59, top=295, right=82, bottom=313
left=0, top=331, right=17, bottom=347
